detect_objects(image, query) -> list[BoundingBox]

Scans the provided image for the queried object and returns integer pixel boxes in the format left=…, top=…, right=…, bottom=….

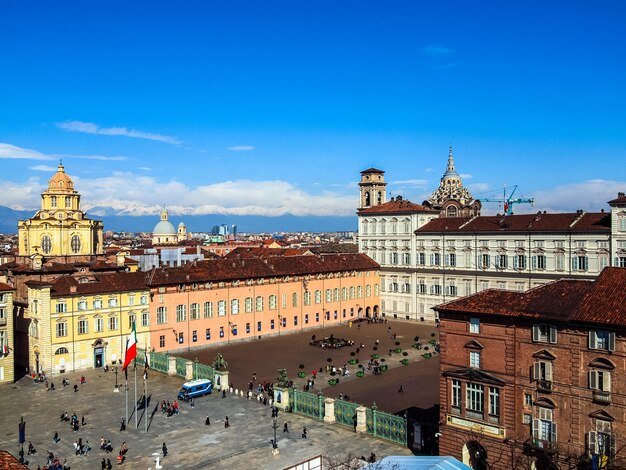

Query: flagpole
left=125, top=369, right=128, bottom=424
left=134, top=362, right=138, bottom=429
left=145, top=338, right=148, bottom=434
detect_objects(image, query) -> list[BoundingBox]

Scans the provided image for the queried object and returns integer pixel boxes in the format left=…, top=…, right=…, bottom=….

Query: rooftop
left=358, top=196, right=437, bottom=215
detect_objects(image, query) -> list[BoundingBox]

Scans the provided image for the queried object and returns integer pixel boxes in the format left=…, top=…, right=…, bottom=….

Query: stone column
left=323, top=398, right=336, bottom=424
left=168, top=356, right=177, bottom=376
left=185, top=360, right=194, bottom=380
left=214, top=370, right=229, bottom=390
left=355, top=406, right=367, bottom=433
left=274, top=386, right=290, bottom=411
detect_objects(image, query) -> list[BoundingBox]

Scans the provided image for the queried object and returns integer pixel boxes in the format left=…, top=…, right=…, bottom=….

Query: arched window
left=71, top=235, right=81, bottom=253
left=55, top=347, right=69, bottom=355
left=365, top=191, right=371, bottom=207
left=447, top=206, right=458, bottom=218
left=41, top=235, right=52, bottom=254
left=377, top=191, right=383, bottom=205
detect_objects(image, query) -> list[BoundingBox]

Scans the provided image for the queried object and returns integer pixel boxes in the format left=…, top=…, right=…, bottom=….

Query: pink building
left=146, top=253, right=380, bottom=352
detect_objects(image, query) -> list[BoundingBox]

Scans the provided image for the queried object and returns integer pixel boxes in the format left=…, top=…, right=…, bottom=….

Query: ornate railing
left=150, top=350, right=169, bottom=373
left=291, top=389, right=324, bottom=420
left=175, top=356, right=187, bottom=376
left=334, top=398, right=360, bottom=429
left=193, top=361, right=214, bottom=382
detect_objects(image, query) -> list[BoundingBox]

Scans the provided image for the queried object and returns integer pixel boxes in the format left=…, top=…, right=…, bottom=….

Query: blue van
left=177, top=379, right=213, bottom=400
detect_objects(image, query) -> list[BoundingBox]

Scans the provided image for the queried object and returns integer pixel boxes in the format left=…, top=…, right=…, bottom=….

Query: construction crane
left=480, top=185, right=535, bottom=215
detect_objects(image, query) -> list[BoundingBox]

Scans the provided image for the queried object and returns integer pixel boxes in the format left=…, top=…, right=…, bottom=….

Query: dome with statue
left=152, top=209, right=179, bottom=245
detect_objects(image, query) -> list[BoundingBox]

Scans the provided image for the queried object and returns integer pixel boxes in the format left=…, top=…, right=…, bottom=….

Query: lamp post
left=114, top=366, right=119, bottom=391
left=277, top=315, right=282, bottom=336
left=271, top=416, right=279, bottom=455
left=18, top=417, right=25, bottom=464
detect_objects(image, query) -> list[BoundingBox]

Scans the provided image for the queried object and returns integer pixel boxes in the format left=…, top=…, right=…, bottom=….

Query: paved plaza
left=0, top=320, right=438, bottom=469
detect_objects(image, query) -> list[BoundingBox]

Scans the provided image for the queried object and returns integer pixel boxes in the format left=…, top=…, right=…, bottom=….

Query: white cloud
left=74, top=155, right=128, bottom=161
left=529, top=180, right=626, bottom=213
left=468, top=183, right=491, bottom=192
left=0, top=178, right=44, bottom=210
left=425, top=168, right=433, bottom=172
left=0, top=143, right=54, bottom=160
left=227, top=145, right=254, bottom=151
left=422, top=44, right=453, bottom=56
left=392, top=179, right=429, bottom=187
left=29, top=165, right=57, bottom=172
left=138, top=167, right=152, bottom=171
left=459, top=173, right=472, bottom=179
left=57, top=120, right=181, bottom=145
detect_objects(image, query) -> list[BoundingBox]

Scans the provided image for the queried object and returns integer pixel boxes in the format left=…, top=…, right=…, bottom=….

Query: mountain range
left=0, top=205, right=357, bottom=234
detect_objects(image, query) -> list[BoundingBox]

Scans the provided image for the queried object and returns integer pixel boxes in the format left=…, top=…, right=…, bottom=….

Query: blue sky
left=1, top=1, right=625, bottom=218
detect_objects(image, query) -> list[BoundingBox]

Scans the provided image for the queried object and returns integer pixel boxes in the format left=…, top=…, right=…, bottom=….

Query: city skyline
left=1, top=1, right=625, bottom=219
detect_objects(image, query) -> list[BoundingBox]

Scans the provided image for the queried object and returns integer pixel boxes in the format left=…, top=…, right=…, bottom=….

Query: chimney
left=618, top=192, right=625, bottom=198
left=70, top=285, right=77, bottom=293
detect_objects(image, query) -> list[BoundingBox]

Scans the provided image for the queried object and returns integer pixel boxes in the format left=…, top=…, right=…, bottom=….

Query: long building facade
left=357, top=152, right=626, bottom=323
left=435, top=267, right=626, bottom=470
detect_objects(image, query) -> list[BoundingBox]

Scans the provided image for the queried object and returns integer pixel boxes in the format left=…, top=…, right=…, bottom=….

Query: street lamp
left=271, top=416, right=279, bottom=455
left=277, top=315, right=282, bottom=336
left=114, top=366, right=119, bottom=391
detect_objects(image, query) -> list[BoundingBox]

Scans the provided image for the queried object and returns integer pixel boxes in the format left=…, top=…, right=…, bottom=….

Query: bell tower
left=358, top=168, right=387, bottom=210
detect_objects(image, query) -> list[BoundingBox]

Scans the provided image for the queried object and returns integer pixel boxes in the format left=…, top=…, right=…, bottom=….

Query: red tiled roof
left=0, top=451, right=29, bottom=469
left=146, top=253, right=379, bottom=286
left=358, top=198, right=437, bottom=215
left=49, top=271, right=149, bottom=297
left=360, top=168, right=385, bottom=174
left=0, top=282, right=14, bottom=291
left=224, top=247, right=313, bottom=259
left=418, top=212, right=610, bottom=234
left=436, top=268, right=626, bottom=327
left=608, top=193, right=626, bottom=204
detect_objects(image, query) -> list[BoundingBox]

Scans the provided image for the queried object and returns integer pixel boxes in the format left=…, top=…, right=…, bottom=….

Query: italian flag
left=122, top=322, right=137, bottom=371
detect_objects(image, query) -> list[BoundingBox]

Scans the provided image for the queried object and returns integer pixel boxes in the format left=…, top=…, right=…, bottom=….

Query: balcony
left=537, top=379, right=553, bottom=393
left=593, top=390, right=611, bottom=405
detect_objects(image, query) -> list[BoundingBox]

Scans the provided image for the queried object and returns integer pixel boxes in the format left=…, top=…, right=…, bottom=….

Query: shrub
left=402, top=352, right=408, bottom=356
left=356, top=371, right=365, bottom=378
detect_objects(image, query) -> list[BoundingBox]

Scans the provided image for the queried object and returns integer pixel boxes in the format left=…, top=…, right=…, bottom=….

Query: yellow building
left=0, top=283, right=15, bottom=383
left=18, top=163, right=104, bottom=257
left=26, top=272, right=150, bottom=375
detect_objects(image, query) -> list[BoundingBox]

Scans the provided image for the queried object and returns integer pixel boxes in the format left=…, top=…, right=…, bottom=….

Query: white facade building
left=357, top=159, right=626, bottom=323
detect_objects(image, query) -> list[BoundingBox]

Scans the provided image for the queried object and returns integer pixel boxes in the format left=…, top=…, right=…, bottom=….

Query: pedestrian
left=81, top=416, right=86, bottom=426
left=222, top=389, right=226, bottom=399
left=106, top=458, right=113, bottom=470
left=74, top=384, right=78, bottom=393
left=205, top=415, right=210, bottom=425
left=283, top=422, right=289, bottom=433
left=398, top=384, right=404, bottom=393
left=302, top=427, right=307, bottom=439
left=120, top=417, right=126, bottom=431
left=162, top=442, right=168, bottom=457
left=53, top=431, right=59, bottom=444
left=224, top=416, right=230, bottom=428
left=27, top=441, right=36, bottom=455
left=101, top=458, right=106, bottom=470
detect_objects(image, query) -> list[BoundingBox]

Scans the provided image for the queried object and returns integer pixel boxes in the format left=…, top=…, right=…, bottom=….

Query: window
left=495, top=254, right=507, bottom=269
left=292, top=293, right=298, bottom=307
left=190, top=303, right=200, bottom=320
left=78, top=318, right=88, bottom=334
left=206, top=328, right=211, bottom=340
left=204, top=302, right=213, bottom=318
left=357, top=286, right=363, bottom=298
left=418, top=253, right=425, bottom=266
left=231, top=299, right=239, bottom=315
left=176, top=305, right=187, bottom=322
left=159, top=335, right=165, bottom=348
left=178, top=332, right=184, bottom=344
left=466, top=383, right=484, bottom=417
left=349, top=287, right=355, bottom=300
left=269, top=295, right=277, bottom=310
left=446, top=282, right=457, bottom=297
left=532, top=255, right=546, bottom=270
left=617, top=256, right=626, bottom=268
left=589, top=330, right=615, bottom=352
left=65, top=196, right=71, bottom=208
left=533, top=361, right=553, bottom=382
left=77, top=300, right=87, bottom=311
left=316, top=312, right=320, bottom=323
left=254, top=296, right=263, bottom=312
left=219, top=327, right=224, bottom=338
left=270, top=319, right=275, bottom=330
left=257, top=321, right=262, bottom=332
left=70, top=235, right=81, bottom=254
left=314, top=290, right=322, bottom=304
left=218, top=300, right=226, bottom=316
left=95, top=316, right=103, bottom=332
left=325, top=289, right=332, bottom=302
left=533, top=407, right=556, bottom=443
left=303, top=292, right=311, bottom=306
left=555, top=254, right=565, bottom=271
left=55, top=347, right=69, bottom=355
left=588, top=421, right=616, bottom=458
left=470, top=351, right=481, bottom=368
left=446, top=253, right=456, bottom=267
left=281, top=294, right=287, bottom=309
left=451, top=379, right=461, bottom=412
left=41, top=235, right=52, bottom=254
left=572, top=255, right=589, bottom=271
left=108, top=316, right=118, bottom=330
left=532, top=324, right=557, bottom=344
left=246, top=323, right=251, bottom=333
left=108, top=298, right=118, bottom=308
left=489, top=387, right=500, bottom=420
left=56, top=302, right=67, bottom=313
left=469, top=318, right=480, bottom=334
left=50, top=196, right=57, bottom=207
left=192, top=330, right=197, bottom=342
left=431, top=284, right=442, bottom=296
left=128, top=296, right=135, bottom=306
left=589, top=370, right=611, bottom=392
left=342, top=288, right=348, bottom=301
left=282, top=317, right=287, bottom=327
left=430, top=253, right=441, bottom=266
left=514, top=254, right=526, bottom=270
left=524, top=393, right=533, bottom=407
left=157, top=307, right=167, bottom=324
left=140, top=295, right=148, bottom=305
left=141, top=311, right=150, bottom=327
left=599, top=255, right=609, bottom=271
left=464, top=281, right=472, bottom=296
left=56, top=321, right=67, bottom=337
left=481, top=254, right=490, bottom=269
left=245, top=297, right=253, bottom=313
left=403, top=253, right=411, bottom=265
left=365, top=285, right=371, bottom=297
left=128, top=314, right=136, bottom=329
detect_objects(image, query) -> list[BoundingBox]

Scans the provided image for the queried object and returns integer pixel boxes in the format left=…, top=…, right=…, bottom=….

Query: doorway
left=94, top=347, right=104, bottom=369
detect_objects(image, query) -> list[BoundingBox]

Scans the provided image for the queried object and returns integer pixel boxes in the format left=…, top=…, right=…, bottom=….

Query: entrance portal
left=462, top=441, right=488, bottom=470
left=94, top=347, right=104, bottom=368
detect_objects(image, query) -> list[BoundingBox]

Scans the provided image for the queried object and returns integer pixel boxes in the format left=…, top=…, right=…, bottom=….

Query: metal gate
left=175, top=357, right=187, bottom=376
left=370, top=408, right=407, bottom=445
left=334, top=399, right=359, bottom=429
left=150, top=351, right=169, bottom=373
left=193, top=362, right=214, bottom=382
left=292, top=389, right=324, bottom=420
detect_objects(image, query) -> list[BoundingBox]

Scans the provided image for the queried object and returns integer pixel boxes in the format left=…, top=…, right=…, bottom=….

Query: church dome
left=48, top=164, right=74, bottom=190
left=153, top=209, right=177, bottom=235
